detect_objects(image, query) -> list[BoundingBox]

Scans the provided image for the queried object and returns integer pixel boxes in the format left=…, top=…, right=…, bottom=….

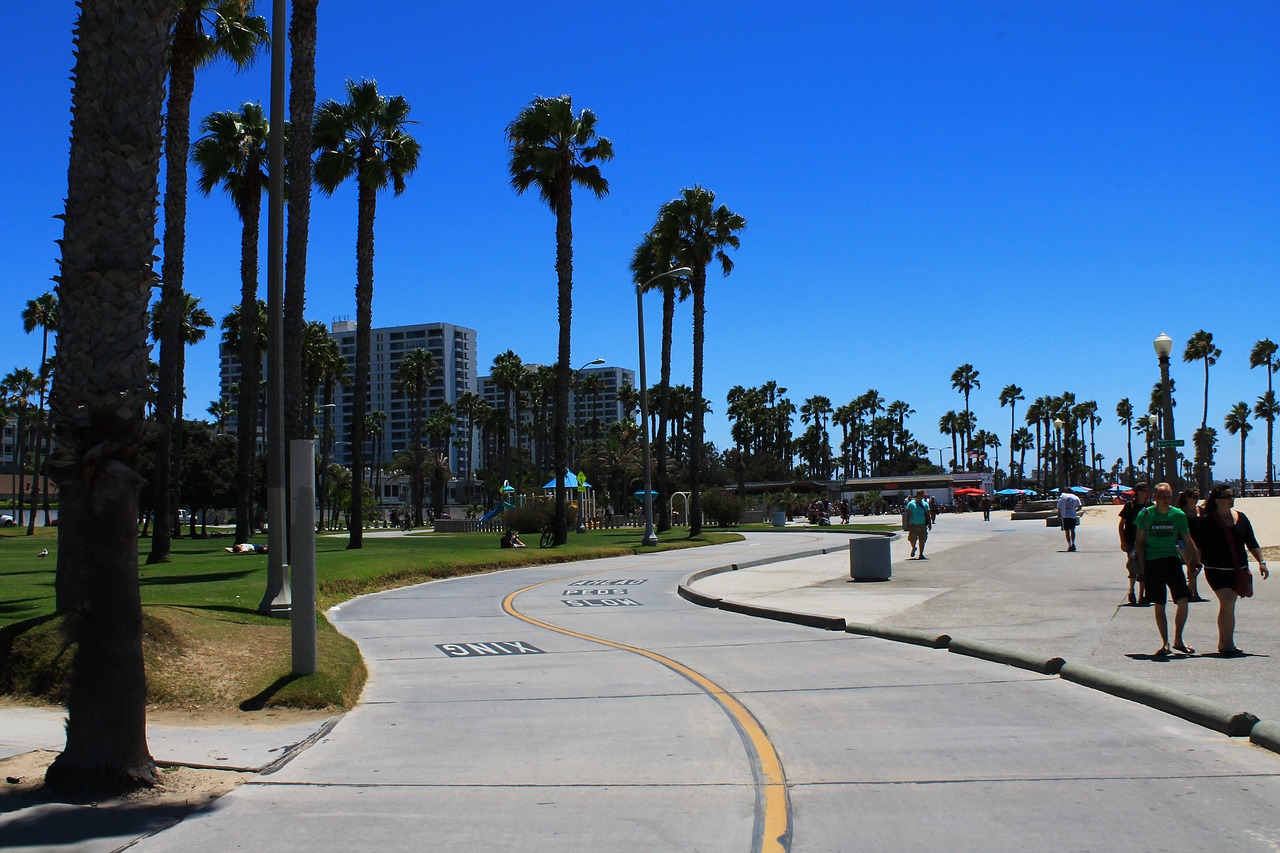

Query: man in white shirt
left=1056, top=487, right=1083, bottom=552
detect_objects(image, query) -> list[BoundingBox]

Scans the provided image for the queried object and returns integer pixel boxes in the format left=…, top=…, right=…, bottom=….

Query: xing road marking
left=503, top=575, right=792, bottom=853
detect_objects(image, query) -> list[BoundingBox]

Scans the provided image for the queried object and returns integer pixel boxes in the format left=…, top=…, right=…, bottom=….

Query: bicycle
left=539, top=525, right=556, bottom=549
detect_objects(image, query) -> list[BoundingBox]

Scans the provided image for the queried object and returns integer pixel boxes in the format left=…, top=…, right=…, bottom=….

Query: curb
left=948, top=638, right=1066, bottom=675
left=845, top=621, right=951, bottom=649
left=1057, top=662, right=1260, bottom=737
left=1251, top=719, right=1280, bottom=753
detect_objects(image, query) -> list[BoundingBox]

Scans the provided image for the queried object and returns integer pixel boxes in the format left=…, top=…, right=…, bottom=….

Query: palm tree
left=396, top=348, right=436, bottom=524
left=21, top=292, right=59, bottom=528
left=631, top=231, right=691, bottom=531
left=313, top=79, right=421, bottom=549
left=938, top=411, right=959, bottom=473
left=1250, top=338, right=1278, bottom=495
left=454, top=391, right=487, bottom=503
left=1011, top=427, right=1033, bottom=485
left=490, top=349, right=525, bottom=484
left=1183, top=330, right=1221, bottom=491
left=998, top=383, right=1024, bottom=482
left=155, top=1, right=267, bottom=564
left=284, top=0, right=320, bottom=443
left=194, top=103, right=274, bottom=543
left=1025, top=397, right=1047, bottom=487
left=148, top=292, right=213, bottom=541
left=1116, top=397, right=1135, bottom=483
left=1225, top=402, right=1252, bottom=496
left=207, top=398, right=235, bottom=433
left=220, top=299, right=268, bottom=540
left=315, top=336, right=347, bottom=529
left=652, top=186, right=745, bottom=537
left=506, top=95, right=613, bottom=545
left=950, top=364, right=980, bottom=469
left=2, top=368, right=39, bottom=529
left=1256, top=391, right=1280, bottom=490
left=299, top=320, right=332, bottom=438
left=43, top=0, right=175, bottom=800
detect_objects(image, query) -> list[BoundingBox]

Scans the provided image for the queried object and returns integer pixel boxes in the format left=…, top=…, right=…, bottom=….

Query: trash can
left=849, top=535, right=892, bottom=581
left=770, top=510, right=787, bottom=527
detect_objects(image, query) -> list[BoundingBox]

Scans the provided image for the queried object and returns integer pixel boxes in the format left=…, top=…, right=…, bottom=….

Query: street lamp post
left=573, top=357, right=605, bottom=533
left=636, top=267, right=692, bottom=546
left=1153, top=333, right=1178, bottom=489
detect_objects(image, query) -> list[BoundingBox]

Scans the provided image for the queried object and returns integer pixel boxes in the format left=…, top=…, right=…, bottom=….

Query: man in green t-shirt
left=1135, top=482, right=1202, bottom=657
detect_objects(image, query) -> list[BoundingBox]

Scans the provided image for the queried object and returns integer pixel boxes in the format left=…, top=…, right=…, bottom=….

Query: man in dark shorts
left=1135, top=482, right=1201, bottom=657
left=1117, top=482, right=1151, bottom=605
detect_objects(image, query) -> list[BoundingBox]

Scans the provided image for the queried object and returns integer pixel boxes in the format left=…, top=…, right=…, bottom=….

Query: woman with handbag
left=1194, top=484, right=1270, bottom=656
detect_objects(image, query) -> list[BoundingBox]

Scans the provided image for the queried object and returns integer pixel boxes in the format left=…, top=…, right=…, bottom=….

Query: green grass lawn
left=0, top=525, right=741, bottom=712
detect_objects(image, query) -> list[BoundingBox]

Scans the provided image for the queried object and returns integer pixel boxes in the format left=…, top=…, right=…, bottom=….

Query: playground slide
left=479, top=507, right=503, bottom=523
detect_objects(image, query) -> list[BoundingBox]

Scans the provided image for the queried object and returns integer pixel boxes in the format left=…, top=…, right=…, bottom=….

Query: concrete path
left=4, top=505, right=1280, bottom=851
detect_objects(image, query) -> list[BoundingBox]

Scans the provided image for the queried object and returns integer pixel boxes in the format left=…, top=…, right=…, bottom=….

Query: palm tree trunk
left=689, top=272, right=707, bottom=538
left=551, top=173, right=573, bottom=545
left=349, top=182, right=377, bottom=548
left=283, top=0, right=318, bottom=443
left=655, top=287, right=675, bottom=532
left=234, top=192, right=262, bottom=544
left=44, top=0, right=173, bottom=798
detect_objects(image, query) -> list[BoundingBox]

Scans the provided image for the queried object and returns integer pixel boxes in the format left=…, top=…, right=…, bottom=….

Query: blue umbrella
left=995, top=488, right=1022, bottom=496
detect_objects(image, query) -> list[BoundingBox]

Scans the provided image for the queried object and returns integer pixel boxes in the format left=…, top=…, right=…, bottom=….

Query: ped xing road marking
left=503, top=575, right=791, bottom=853
left=436, top=641, right=546, bottom=658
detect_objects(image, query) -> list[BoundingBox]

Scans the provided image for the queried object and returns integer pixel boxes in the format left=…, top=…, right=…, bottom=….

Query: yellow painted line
left=503, top=575, right=791, bottom=853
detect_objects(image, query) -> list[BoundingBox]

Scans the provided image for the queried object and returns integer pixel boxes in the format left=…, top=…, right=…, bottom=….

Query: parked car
left=0, top=514, right=15, bottom=527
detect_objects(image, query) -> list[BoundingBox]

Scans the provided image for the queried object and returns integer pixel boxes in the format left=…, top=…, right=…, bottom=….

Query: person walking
left=1118, top=482, right=1152, bottom=605
left=1192, top=484, right=1270, bottom=655
left=1135, top=482, right=1201, bottom=657
left=905, top=490, right=933, bottom=560
left=980, top=495, right=992, bottom=521
left=1056, top=487, right=1082, bottom=551
left=1176, top=488, right=1207, bottom=602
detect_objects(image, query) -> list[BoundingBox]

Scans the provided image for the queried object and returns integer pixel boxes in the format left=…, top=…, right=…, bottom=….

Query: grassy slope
left=0, top=527, right=741, bottom=712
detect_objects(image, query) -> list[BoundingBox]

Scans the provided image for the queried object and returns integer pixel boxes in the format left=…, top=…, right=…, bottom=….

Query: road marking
left=503, top=575, right=791, bottom=853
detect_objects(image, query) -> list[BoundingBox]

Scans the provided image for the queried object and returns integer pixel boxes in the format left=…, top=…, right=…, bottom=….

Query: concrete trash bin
left=770, top=510, right=787, bottom=527
left=849, top=535, right=892, bottom=581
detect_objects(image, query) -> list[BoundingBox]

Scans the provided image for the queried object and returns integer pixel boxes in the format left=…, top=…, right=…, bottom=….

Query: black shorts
left=1144, top=556, right=1190, bottom=605
left=1061, top=517, right=1078, bottom=531
left=1203, top=567, right=1237, bottom=593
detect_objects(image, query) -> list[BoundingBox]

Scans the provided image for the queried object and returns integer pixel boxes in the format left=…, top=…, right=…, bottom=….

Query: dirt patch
left=1, top=749, right=253, bottom=808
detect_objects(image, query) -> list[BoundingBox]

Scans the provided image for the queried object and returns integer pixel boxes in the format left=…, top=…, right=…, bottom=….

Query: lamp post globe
left=1153, top=332, right=1178, bottom=488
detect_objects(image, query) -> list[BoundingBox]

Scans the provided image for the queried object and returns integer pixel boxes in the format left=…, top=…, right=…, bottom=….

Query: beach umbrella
left=954, top=487, right=986, bottom=496
left=995, top=488, right=1022, bottom=496
left=1070, top=485, right=1091, bottom=494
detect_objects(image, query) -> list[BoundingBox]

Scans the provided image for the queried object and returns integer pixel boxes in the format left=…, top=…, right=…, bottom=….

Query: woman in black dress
left=1193, top=484, right=1270, bottom=655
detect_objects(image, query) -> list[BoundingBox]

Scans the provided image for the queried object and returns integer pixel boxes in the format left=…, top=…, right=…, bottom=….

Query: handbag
left=1211, top=510, right=1254, bottom=598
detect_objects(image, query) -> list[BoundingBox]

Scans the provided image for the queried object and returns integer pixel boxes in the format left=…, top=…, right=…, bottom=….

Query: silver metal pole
left=290, top=439, right=317, bottom=674
left=637, top=284, right=658, bottom=546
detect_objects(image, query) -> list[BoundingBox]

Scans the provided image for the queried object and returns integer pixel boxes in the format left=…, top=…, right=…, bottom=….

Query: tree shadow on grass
left=138, top=569, right=258, bottom=586
left=239, top=674, right=306, bottom=711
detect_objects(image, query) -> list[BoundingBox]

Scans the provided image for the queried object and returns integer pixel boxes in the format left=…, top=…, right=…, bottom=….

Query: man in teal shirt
left=905, top=490, right=933, bottom=560
left=1135, top=481, right=1202, bottom=657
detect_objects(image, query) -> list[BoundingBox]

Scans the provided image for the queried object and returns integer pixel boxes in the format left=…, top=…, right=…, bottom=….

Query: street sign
left=1155, top=439, right=1185, bottom=448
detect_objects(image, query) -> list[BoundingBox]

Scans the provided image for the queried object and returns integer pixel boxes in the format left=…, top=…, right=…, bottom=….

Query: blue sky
left=6, top=1, right=1279, bottom=481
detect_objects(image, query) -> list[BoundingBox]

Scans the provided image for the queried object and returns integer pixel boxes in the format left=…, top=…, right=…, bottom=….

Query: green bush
left=701, top=487, right=746, bottom=527
left=503, top=498, right=577, bottom=533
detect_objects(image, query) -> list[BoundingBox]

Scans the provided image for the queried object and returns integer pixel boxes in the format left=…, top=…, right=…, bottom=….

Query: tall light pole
left=636, top=267, right=692, bottom=546
left=1154, top=332, right=1178, bottom=489
left=573, top=357, right=605, bottom=533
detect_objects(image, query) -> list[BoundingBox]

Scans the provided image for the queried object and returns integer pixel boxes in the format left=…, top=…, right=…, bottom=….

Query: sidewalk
left=691, top=499, right=1280, bottom=727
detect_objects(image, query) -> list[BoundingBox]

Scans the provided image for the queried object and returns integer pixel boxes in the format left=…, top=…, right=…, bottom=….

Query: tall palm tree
left=938, top=411, right=959, bottom=473
left=454, top=391, right=487, bottom=503
left=219, top=299, right=268, bottom=540
left=998, top=383, right=1024, bottom=481
left=155, top=0, right=267, bottom=564
left=194, top=102, right=274, bottom=544
left=149, top=292, right=213, bottom=540
left=313, top=78, right=420, bottom=548
left=631, top=231, right=691, bottom=531
left=315, top=336, right=347, bottom=529
left=1250, top=338, right=1278, bottom=495
left=21, top=292, right=59, bottom=528
left=1116, top=397, right=1135, bottom=483
left=950, top=364, right=980, bottom=469
left=284, top=0, right=320, bottom=443
left=1225, top=402, right=1252, bottom=497
left=1025, top=397, right=1047, bottom=487
left=652, top=186, right=745, bottom=537
left=207, top=397, right=235, bottom=433
left=43, top=0, right=175, bottom=800
left=506, top=94, right=612, bottom=545
left=299, top=319, right=332, bottom=439
left=2, top=368, right=39, bottom=529
left=396, top=348, right=436, bottom=524
left=1011, top=427, right=1033, bottom=485
left=1183, top=329, right=1221, bottom=491
left=1256, top=391, right=1280, bottom=490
